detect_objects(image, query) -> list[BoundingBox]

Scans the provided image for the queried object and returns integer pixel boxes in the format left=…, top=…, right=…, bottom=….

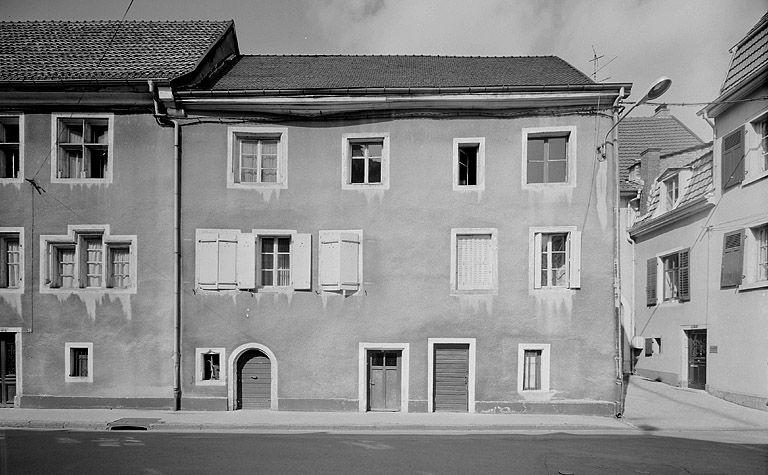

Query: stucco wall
left=179, top=113, right=618, bottom=412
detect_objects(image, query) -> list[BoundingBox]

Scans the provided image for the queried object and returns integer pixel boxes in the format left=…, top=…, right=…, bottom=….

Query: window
left=720, top=230, right=744, bottom=288
left=517, top=344, right=550, bottom=394
left=342, top=133, right=390, bottom=190
left=52, top=114, right=112, bottom=183
left=759, top=118, right=768, bottom=173
left=755, top=225, right=768, bottom=282
left=41, top=226, right=135, bottom=292
left=522, top=127, right=576, bottom=186
left=450, top=229, right=498, bottom=294
left=195, top=348, right=226, bottom=386
left=0, top=116, right=21, bottom=181
left=530, top=227, right=581, bottom=290
left=65, top=342, right=93, bottom=383
left=647, top=249, right=690, bottom=305
left=744, top=115, right=768, bottom=183
left=664, top=175, right=679, bottom=210
left=319, top=230, right=362, bottom=293
left=453, top=138, right=485, bottom=191
left=721, top=126, right=744, bottom=190
left=227, top=127, right=287, bottom=189
left=740, top=224, right=768, bottom=289
left=196, top=229, right=311, bottom=291
left=0, top=231, right=21, bottom=289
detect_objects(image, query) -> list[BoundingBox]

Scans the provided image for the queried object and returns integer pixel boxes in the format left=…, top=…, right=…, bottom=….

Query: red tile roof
left=0, top=20, right=234, bottom=82
left=720, top=11, right=768, bottom=93
left=195, top=55, right=596, bottom=91
left=617, top=114, right=704, bottom=192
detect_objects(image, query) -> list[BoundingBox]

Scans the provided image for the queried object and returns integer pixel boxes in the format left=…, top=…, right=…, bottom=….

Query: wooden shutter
left=217, top=232, right=238, bottom=290
left=339, top=233, right=360, bottom=290
left=319, top=232, right=340, bottom=290
left=644, top=338, right=653, bottom=357
left=721, top=126, right=744, bottom=189
left=646, top=258, right=658, bottom=306
left=720, top=230, right=744, bottom=288
left=533, top=232, right=543, bottom=289
left=678, top=248, right=690, bottom=302
left=456, top=234, right=492, bottom=290
left=197, top=233, right=219, bottom=290
left=568, top=231, right=582, bottom=289
left=292, top=233, right=312, bottom=290
left=236, top=233, right=256, bottom=290
left=319, top=231, right=360, bottom=292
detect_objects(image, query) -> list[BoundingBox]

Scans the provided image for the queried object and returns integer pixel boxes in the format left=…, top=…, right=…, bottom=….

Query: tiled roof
left=721, top=10, right=768, bottom=93
left=195, top=55, right=596, bottom=91
left=0, top=20, right=234, bottom=82
left=635, top=145, right=713, bottom=226
left=617, top=114, right=704, bottom=192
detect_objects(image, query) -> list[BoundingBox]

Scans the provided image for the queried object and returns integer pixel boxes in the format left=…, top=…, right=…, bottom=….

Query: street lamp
left=598, top=76, right=672, bottom=158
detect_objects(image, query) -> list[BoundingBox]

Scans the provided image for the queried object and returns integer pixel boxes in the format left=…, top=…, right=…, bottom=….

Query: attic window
left=664, top=175, right=679, bottom=211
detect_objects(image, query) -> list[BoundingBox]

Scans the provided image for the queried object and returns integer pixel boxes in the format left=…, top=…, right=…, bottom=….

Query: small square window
left=453, top=138, right=485, bottom=190
left=0, top=232, right=21, bottom=289
left=65, top=342, right=93, bottom=383
left=228, top=127, right=288, bottom=189
left=0, top=116, right=21, bottom=180
left=52, top=115, right=112, bottom=183
left=450, top=229, right=497, bottom=294
left=342, top=134, right=389, bottom=190
left=522, top=127, right=576, bottom=187
left=195, top=347, right=226, bottom=386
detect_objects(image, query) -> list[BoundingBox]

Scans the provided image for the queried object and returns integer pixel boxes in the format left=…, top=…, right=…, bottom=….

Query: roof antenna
left=590, top=45, right=617, bottom=83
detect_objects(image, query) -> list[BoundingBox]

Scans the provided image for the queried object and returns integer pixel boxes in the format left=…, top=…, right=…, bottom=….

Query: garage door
left=433, top=343, right=469, bottom=412
left=237, top=350, right=271, bottom=409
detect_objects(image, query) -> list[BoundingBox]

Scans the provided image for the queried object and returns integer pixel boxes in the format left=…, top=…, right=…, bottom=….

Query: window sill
left=0, top=178, right=23, bottom=184
left=742, top=169, right=768, bottom=187
left=659, top=299, right=684, bottom=307
left=532, top=287, right=576, bottom=293
left=41, top=287, right=136, bottom=295
left=518, top=390, right=555, bottom=401
left=51, top=178, right=111, bottom=185
left=196, top=379, right=226, bottom=386
left=738, top=281, right=768, bottom=292
left=65, top=377, right=92, bottom=383
left=342, top=183, right=389, bottom=191
left=451, top=289, right=497, bottom=296
left=522, top=182, right=575, bottom=190
left=453, top=185, right=485, bottom=192
left=0, top=287, right=23, bottom=294
left=227, top=182, right=287, bottom=190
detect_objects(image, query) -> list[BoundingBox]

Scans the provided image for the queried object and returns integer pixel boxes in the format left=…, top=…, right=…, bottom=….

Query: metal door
left=0, top=333, right=15, bottom=406
left=367, top=350, right=401, bottom=412
left=687, top=330, right=707, bottom=390
left=433, top=343, right=469, bottom=412
left=237, top=350, right=271, bottom=409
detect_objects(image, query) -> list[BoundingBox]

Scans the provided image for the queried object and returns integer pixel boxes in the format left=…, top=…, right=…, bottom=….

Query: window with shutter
left=319, top=230, right=362, bottom=293
left=721, top=126, right=744, bottom=190
left=451, top=229, right=497, bottom=294
left=646, top=258, right=658, bottom=306
left=678, top=248, right=690, bottom=302
left=530, top=227, right=580, bottom=290
left=720, top=230, right=744, bottom=288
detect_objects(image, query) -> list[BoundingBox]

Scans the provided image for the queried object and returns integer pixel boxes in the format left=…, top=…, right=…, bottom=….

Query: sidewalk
left=0, top=376, right=766, bottom=434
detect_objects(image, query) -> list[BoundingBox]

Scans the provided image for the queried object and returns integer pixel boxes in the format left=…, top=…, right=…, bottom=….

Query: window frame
left=40, top=225, right=136, bottom=293
left=453, top=138, right=485, bottom=191
left=740, top=222, right=768, bottom=291
left=227, top=127, right=288, bottom=190
left=195, top=347, right=226, bottom=386
left=522, top=126, right=577, bottom=188
left=65, top=342, right=93, bottom=383
left=255, top=231, right=296, bottom=291
left=529, top=226, right=581, bottom=291
left=341, top=133, right=390, bottom=190
left=0, top=114, right=23, bottom=183
left=0, top=228, right=23, bottom=292
left=648, top=247, right=690, bottom=304
left=517, top=343, right=551, bottom=395
left=51, top=113, right=113, bottom=184
left=744, top=112, right=768, bottom=186
left=450, top=228, right=498, bottom=295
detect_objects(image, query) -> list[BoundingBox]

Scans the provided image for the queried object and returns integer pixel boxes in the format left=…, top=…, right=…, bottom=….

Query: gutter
left=628, top=197, right=714, bottom=240
left=149, top=80, right=183, bottom=411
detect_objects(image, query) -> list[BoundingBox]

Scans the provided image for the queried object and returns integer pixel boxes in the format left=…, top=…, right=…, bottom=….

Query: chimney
left=653, top=104, right=670, bottom=118
left=639, top=148, right=661, bottom=215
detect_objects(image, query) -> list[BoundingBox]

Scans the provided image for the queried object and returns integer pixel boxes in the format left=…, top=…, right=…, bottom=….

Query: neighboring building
left=616, top=106, right=705, bottom=374
left=1, top=20, right=632, bottom=414
left=631, top=12, right=768, bottom=411
left=0, top=20, right=238, bottom=408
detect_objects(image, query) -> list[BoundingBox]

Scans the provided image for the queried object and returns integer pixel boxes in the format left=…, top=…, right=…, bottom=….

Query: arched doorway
left=228, top=343, right=278, bottom=410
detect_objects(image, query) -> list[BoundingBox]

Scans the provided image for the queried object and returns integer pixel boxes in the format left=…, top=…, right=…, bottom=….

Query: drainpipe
left=148, top=80, right=182, bottom=411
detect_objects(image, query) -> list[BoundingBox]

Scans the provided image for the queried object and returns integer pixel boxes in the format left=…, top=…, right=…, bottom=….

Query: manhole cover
left=107, top=418, right=161, bottom=431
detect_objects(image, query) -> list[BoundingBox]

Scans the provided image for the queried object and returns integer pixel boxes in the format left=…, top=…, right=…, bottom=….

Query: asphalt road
left=2, top=429, right=767, bottom=474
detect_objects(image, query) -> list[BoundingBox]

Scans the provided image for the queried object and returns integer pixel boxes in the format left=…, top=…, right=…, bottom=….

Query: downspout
left=626, top=191, right=641, bottom=374
left=610, top=87, right=627, bottom=417
left=149, top=80, right=183, bottom=411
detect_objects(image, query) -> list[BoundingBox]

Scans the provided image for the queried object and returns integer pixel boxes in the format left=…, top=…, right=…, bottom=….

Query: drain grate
left=107, top=417, right=161, bottom=431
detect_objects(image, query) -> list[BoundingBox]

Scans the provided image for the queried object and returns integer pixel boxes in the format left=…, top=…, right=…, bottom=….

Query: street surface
left=2, top=429, right=766, bottom=474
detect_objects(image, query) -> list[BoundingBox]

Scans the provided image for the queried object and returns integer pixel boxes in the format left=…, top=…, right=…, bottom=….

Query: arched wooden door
left=236, top=350, right=271, bottom=409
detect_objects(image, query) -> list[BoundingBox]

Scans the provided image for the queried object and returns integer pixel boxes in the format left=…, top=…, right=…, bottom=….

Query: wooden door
left=367, top=350, right=401, bottom=412
left=687, top=330, right=707, bottom=390
left=433, top=344, right=469, bottom=412
left=237, top=350, right=271, bottom=409
left=0, top=333, right=16, bottom=406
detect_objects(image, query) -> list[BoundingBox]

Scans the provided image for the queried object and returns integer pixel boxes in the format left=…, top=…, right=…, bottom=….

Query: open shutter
left=198, top=233, right=219, bottom=290
left=568, top=230, right=582, bottom=289
left=319, top=232, right=340, bottom=290
left=646, top=258, right=657, bottom=306
left=339, top=233, right=360, bottom=290
left=678, top=248, right=690, bottom=302
left=217, top=232, right=238, bottom=290
left=720, top=230, right=744, bottom=288
left=644, top=338, right=653, bottom=357
left=722, top=126, right=744, bottom=189
left=292, top=233, right=312, bottom=290
left=533, top=232, right=543, bottom=289
left=237, top=233, right=256, bottom=290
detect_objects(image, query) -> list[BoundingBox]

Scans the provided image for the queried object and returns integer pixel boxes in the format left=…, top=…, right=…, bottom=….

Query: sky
left=3, top=0, right=767, bottom=139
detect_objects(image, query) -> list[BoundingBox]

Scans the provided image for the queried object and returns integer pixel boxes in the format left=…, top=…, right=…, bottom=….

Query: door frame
left=358, top=343, right=409, bottom=413
left=680, top=325, right=706, bottom=389
left=0, top=328, right=21, bottom=407
left=228, top=343, right=278, bottom=410
left=428, top=338, right=476, bottom=413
